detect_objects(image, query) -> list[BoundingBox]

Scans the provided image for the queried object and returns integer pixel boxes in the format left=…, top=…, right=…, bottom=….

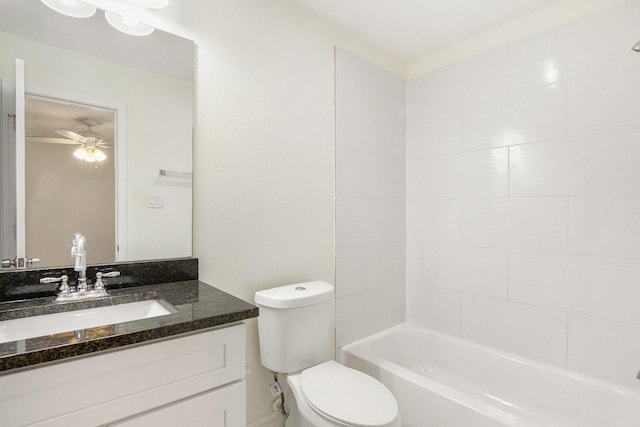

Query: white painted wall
left=335, top=49, right=406, bottom=348
left=406, top=0, right=640, bottom=390
left=26, top=141, right=115, bottom=267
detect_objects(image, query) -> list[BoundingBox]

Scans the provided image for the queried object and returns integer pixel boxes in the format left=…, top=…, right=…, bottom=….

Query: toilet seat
left=300, top=361, right=399, bottom=427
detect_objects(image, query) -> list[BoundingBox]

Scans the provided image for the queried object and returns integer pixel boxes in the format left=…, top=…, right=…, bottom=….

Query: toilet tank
left=255, top=281, right=334, bottom=374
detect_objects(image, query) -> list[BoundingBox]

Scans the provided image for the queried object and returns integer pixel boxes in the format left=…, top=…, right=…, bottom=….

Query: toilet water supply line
left=270, top=372, right=289, bottom=419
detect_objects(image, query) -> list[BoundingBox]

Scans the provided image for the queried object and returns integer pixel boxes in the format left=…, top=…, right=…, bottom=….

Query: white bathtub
left=340, top=323, right=640, bottom=427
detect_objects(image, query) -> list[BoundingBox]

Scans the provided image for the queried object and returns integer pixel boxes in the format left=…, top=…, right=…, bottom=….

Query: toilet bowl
left=255, top=281, right=401, bottom=427
left=285, top=361, right=401, bottom=427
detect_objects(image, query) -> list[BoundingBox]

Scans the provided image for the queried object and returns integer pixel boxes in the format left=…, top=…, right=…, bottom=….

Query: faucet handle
left=40, top=275, right=70, bottom=295
left=95, top=271, right=120, bottom=290
left=100, top=271, right=121, bottom=278
left=40, top=274, right=68, bottom=284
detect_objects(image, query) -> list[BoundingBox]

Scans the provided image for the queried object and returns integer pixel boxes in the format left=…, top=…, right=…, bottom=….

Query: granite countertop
left=0, top=280, right=259, bottom=373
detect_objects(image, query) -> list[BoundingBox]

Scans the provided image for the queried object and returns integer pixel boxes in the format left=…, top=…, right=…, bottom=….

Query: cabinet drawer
left=108, top=381, right=245, bottom=427
left=0, top=324, right=245, bottom=427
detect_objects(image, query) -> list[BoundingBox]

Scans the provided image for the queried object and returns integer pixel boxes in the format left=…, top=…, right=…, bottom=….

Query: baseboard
left=247, top=412, right=283, bottom=427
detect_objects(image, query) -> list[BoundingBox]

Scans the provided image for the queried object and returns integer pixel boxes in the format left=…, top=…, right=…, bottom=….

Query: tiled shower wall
left=407, top=1, right=640, bottom=388
left=335, top=49, right=406, bottom=348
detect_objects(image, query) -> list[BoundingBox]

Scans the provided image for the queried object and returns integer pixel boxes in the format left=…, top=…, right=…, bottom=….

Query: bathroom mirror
left=0, top=0, right=194, bottom=269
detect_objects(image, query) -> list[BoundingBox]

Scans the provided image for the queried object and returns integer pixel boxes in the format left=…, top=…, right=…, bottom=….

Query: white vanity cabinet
left=0, top=323, right=247, bottom=427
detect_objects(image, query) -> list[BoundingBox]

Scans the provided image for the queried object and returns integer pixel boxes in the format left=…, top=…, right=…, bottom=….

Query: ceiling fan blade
left=26, top=136, right=81, bottom=145
left=54, top=129, right=87, bottom=142
left=96, top=142, right=114, bottom=149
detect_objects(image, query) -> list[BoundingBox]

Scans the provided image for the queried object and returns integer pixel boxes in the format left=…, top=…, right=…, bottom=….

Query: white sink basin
left=0, top=300, right=173, bottom=344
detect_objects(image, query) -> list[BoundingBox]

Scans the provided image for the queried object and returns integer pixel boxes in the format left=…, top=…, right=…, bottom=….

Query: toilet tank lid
left=255, top=281, right=334, bottom=309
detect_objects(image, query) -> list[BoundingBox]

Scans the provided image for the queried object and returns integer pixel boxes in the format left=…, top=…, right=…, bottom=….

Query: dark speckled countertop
left=0, top=259, right=258, bottom=373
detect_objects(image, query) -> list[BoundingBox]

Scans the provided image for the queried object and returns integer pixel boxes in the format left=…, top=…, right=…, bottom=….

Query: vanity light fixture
left=104, top=10, right=155, bottom=36
left=633, top=41, right=640, bottom=52
left=40, top=0, right=97, bottom=18
left=40, top=0, right=169, bottom=36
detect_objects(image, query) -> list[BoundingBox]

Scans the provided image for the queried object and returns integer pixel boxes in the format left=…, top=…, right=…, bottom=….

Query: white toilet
left=255, top=281, right=401, bottom=427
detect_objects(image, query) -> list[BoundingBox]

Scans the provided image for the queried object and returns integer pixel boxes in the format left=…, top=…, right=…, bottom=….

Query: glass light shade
left=94, top=148, right=107, bottom=162
left=41, top=0, right=96, bottom=18
left=128, top=0, right=169, bottom=9
left=84, top=147, right=97, bottom=163
left=73, top=145, right=107, bottom=162
left=104, top=10, right=154, bottom=36
left=73, top=146, right=87, bottom=160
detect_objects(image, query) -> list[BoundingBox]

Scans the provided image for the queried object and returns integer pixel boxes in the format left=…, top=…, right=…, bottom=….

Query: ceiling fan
left=27, top=118, right=114, bottom=163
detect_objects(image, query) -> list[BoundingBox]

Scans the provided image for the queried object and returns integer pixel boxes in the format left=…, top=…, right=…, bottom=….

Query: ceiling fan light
left=104, top=10, right=155, bottom=36
left=73, top=146, right=87, bottom=160
left=94, top=148, right=107, bottom=162
left=84, top=147, right=97, bottom=163
left=41, top=0, right=96, bottom=18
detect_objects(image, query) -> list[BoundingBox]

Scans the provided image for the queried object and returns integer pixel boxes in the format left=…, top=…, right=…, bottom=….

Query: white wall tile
left=568, top=193, right=640, bottom=258
left=406, top=283, right=460, bottom=335
left=510, top=130, right=640, bottom=197
left=336, top=147, right=369, bottom=199
left=335, top=48, right=406, bottom=113
left=507, top=32, right=569, bottom=93
left=404, top=1, right=640, bottom=381
left=335, top=49, right=406, bottom=347
left=451, top=47, right=510, bottom=106
left=336, top=198, right=404, bottom=247
left=461, top=83, right=566, bottom=152
left=407, top=200, right=461, bottom=244
left=422, top=244, right=508, bottom=299
left=336, top=147, right=405, bottom=200
left=336, top=244, right=405, bottom=298
left=461, top=296, right=568, bottom=367
left=568, top=72, right=640, bottom=135
left=508, top=1, right=640, bottom=93
left=369, top=154, right=405, bottom=200
left=460, top=197, right=568, bottom=251
left=406, top=243, right=422, bottom=284
left=335, top=49, right=405, bottom=161
left=422, top=148, right=508, bottom=199
left=568, top=315, right=640, bottom=387
left=510, top=250, right=640, bottom=324
left=406, top=160, right=423, bottom=201
left=336, top=98, right=405, bottom=158
left=336, top=246, right=369, bottom=298
left=406, top=65, right=464, bottom=114
left=336, top=286, right=404, bottom=347
left=406, top=108, right=461, bottom=160
left=368, top=243, right=405, bottom=288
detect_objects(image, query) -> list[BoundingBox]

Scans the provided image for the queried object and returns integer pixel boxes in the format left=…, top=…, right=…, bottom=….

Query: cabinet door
left=5, top=325, right=246, bottom=427
left=108, top=381, right=245, bottom=427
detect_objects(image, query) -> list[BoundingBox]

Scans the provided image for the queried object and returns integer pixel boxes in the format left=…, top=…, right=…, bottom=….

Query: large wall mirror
left=0, top=0, right=194, bottom=269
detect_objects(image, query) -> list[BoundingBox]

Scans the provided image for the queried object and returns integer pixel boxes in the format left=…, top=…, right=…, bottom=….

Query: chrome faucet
left=71, top=232, right=87, bottom=292
left=39, top=233, right=118, bottom=302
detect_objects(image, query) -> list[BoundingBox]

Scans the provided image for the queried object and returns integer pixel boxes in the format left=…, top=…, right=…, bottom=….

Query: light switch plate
left=147, top=193, right=164, bottom=208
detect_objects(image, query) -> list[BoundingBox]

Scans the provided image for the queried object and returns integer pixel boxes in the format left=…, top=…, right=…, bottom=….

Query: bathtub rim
left=339, top=321, right=640, bottom=400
